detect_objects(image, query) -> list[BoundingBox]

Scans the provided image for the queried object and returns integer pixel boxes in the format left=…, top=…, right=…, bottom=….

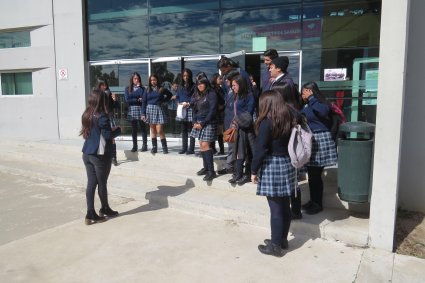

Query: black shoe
left=151, top=147, right=157, bottom=154
left=291, top=211, right=303, bottom=220
left=301, top=200, right=314, bottom=210
left=112, top=157, right=118, bottom=166
left=186, top=150, right=195, bottom=155
left=179, top=149, right=187, bottom=154
left=99, top=207, right=119, bottom=218
left=163, top=148, right=169, bottom=154
left=258, top=242, right=284, bottom=257
left=197, top=168, right=207, bottom=176
left=85, top=210, right=106, bottom=225
left=131, top=147, right=138, bottom=152
left=304, top=202, right=323, bottom=215
left=229, top=175, right=242, bottom=184
left=203, top=171, right=217, bottom=181
left=218, top=168, right=233, bottom=175
left=140, top=144, right=148, bottom=152
left=263, top=239, right=289, bottom=250
left=236, top=175, right=251, bottom=185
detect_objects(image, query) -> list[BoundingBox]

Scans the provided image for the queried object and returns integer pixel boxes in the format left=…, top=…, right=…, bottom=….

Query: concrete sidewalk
left=0, top=139, right=424, bottom=282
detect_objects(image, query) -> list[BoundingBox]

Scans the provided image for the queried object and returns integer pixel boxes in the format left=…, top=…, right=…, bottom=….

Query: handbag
left=223, top=95, right=238, bottom=143
left=223, top=126, right=237, bottom=143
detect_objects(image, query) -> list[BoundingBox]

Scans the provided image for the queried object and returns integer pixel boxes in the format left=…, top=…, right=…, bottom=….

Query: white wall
left=0, top=0, right=86, bottom=140
left=399, top=0, right=425, bottom=213
left=368, top=0, right=409, bottom=251
left=52, top=0, right=87, bottom=139
left=0, top=0, right=59, bottom=139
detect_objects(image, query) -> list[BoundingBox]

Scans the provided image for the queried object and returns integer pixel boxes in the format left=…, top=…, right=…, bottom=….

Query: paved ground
left=1, top=170, right=425, bottom=283
left=0, top=139, right=425, bottom=283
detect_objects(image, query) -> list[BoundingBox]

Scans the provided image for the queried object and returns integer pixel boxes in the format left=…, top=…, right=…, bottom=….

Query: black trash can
left=337, top=122, right=375, bottom=203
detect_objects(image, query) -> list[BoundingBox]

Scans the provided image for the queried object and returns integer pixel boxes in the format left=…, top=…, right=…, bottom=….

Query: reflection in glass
left=149, top=11, right=219, bottom=57
left=88, top=17, right=149, bottom=60
left=0, top=30, right=30, bottom=49
left=221, top=6, right=302, bottom=53
left=221, top=0, right=300, bottom=9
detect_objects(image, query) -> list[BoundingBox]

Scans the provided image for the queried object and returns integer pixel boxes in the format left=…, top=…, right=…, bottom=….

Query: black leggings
left=267, top=196, right=291, bottom=246
left=83, top=154, right=112, bottom=211
left=307, top=166, right=324, bottom=207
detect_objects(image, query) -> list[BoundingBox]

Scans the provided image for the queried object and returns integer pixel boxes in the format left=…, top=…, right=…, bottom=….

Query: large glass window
left=221, top=5, right=302, bottom=53
left=149, top=11, right=219, bottom=57
left=0, top=30, right=30, bottom=49
left=221, top=0, right=300, bottom=9
left=0, top=72, right=33, bottom=95
left=303, top=1, right=381, bottom=49
left=88, top=17, right=149, bottom=60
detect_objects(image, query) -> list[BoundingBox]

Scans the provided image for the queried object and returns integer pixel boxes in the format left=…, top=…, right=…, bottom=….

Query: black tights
left=131, top=120, right=147, bottom=147
left=267, top=196, right=291, bottom=246
left=83, top=154, right=112, bottom=211
left=307, top=166, right=324, bottom=207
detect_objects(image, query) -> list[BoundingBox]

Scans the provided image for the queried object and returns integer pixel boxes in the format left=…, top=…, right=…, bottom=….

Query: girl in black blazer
left=80, top=90, right=121, bottom=225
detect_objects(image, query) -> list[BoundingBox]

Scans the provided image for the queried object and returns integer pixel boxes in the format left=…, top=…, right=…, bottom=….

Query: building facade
left=0, top=0, right=423, bottom=251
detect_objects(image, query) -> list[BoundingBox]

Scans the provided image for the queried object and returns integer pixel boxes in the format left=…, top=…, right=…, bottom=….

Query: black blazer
left=82, top=113, right=121, bottom=156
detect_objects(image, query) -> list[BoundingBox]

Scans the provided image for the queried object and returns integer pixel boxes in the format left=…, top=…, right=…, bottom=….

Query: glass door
left=151, top=56, right=182, bottom=136
left=89, top=59, right=150, bottom=135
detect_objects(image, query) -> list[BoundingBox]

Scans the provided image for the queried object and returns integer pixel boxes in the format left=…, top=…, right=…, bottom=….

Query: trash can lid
left=339, top=121, right=375, bottom=133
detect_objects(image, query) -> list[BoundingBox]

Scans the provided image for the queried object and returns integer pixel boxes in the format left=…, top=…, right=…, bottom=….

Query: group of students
left=79, top=49, right=338, bottom=258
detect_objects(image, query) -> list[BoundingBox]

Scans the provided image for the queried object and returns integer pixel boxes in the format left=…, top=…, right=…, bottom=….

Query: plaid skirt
left=308, top=131, right=337, bottom=167
left=190, top=123, right=217, bottom=142
left=127, top=105, right=142, bottom=121
left=146, top=104, right=167, bottom=125
left=257, top=155, right=296, bottom=197
left=176, top=107, right=193, bottom=122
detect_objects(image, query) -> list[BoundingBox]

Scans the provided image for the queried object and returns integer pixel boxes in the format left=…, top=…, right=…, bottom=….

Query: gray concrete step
left=0, top=140, right=370, bottom=247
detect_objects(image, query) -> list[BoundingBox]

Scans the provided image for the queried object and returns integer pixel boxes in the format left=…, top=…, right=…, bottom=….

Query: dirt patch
left=395, top=210, right=425, bottom=259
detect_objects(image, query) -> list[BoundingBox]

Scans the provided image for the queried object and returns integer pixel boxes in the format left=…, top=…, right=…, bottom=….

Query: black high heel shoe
left=99, top=206, right=119, bottom=218
left=85, top=210, right=106, bottom=225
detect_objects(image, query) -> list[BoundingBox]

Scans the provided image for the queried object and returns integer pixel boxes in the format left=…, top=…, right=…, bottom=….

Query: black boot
left=203, top=149, right=216, bottom=181
left=179, top=129, right=188, bottom=154
left=186, top=137, right=195, bottom=155
left=131, top=125, right=138, bottom=152
left=258, top=242, right=284, bottom=257
left=197, top=151, right=208, bottom=175
left=111, top=143, right=118, bottom=166
left=229, top=159, right=244, bottom=184
left=85, top=209, right=106, bottom=225
left=99, top=206, right=119, bottom=218
left=291, top=187, right=302, bottom=219
left=140, top=122, right=148, bottom=152
left=218, top=134, right=225, bottom=155
left=161, top=138, right=168, bottom=154
left=151, top=138, right=157, bottom=154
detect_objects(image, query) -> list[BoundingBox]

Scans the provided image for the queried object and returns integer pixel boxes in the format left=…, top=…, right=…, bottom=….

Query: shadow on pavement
left=119, top=178, right=195, bottom=217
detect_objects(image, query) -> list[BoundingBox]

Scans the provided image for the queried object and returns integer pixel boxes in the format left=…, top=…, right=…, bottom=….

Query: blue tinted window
left=88, top=17, right=149, bottom=60
left=1, top=72, right=33, bottom=95
left=221, top=5, right=302, bottom=53
left=150, top=11, right=219, bottom=57
left=0, top=30, right=30, bottom=49
left=221, top=0, right=300, bottom=9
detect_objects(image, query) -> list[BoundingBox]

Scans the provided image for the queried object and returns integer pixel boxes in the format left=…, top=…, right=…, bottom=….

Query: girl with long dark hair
left=176, top=68, right=196, bottom=154
left=80, top=90, right=121, bottom=225
left=124, top=72, right=148, bottom=152
left=142, top=74, right=172, bottom=154
left=251, top=89, right=297, bottom=257
left=229, top=74, right=256, bottom=185
left=300, top=81, right=337, bottom=215
left=190, top=74, right=218, bottom=181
